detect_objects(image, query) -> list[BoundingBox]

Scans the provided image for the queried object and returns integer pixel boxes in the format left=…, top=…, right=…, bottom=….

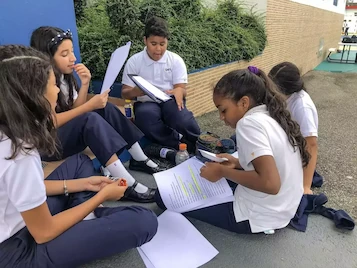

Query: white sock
left=106, top=160, right=148, bottom=193
left=128, top=142, right=158, bottom=168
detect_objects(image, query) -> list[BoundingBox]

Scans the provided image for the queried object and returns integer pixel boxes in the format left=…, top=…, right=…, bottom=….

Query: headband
left=48, top=29, right=72, bottom=49
left=1, top=56, right=43, bottom=62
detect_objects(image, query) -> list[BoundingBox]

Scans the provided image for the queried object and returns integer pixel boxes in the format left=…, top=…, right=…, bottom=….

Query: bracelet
left=63, top=180, right=69, bottom=196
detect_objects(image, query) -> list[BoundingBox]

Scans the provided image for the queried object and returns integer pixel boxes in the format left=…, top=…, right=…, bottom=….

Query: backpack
left=195, top=132, right=236, bottom=162
left=342, top=37, right=352, bottom=43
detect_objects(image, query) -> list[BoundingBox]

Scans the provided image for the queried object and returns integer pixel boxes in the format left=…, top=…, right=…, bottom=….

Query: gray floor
left=83, top=70, right=357, bottom=268
left=82, top=169, right=357, bottom=268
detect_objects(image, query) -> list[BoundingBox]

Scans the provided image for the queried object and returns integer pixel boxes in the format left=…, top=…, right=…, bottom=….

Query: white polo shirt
left=122, top=47, right=188, bottom=102
left=233, top=105, right=303, bottom=233
left=0, top=135, right=46, bottom=243
left=286, top=90, right=318, bottom=138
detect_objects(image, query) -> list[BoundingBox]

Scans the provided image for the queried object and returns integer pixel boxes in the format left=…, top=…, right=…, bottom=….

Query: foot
left=129, top=158, right=165, bottom=174
left=122, top=181, right=157, bottom=203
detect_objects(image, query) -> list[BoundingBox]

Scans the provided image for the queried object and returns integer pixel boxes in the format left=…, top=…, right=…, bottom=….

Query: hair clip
left=48, top=29, right=72, bottom=48
left=248, top=66, right=259, bottom=75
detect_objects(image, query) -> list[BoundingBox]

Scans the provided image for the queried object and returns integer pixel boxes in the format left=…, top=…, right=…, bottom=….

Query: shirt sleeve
left=3, top=154, right=46, bottom=212
left=236, top=117, right=273, bottom=168
left=122, top=57, right=137, bottom=88
left=293, top=106, right=318, bottom=137
left=172, top=55, right=188, bottom=85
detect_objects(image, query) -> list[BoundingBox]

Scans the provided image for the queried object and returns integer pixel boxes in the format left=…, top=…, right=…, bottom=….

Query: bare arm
left=44, top=178, right=88, bottom=196
left=201, top=155, right=281, bottom=195
left=72, top=83, right=89, bottom=108
left=21, top=180, right=126, bottom=244
left=121, top=84, right=145, bottom=100
left=72, top=63, right=91, bottom=107
left=21, top=193, right=106, bottom=244
left=303, top=136, right=318, bottom=193
left=53, top=102, right=93, bottom=128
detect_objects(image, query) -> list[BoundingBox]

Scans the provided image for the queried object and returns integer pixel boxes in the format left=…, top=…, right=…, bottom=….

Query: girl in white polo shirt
left=30, top=26, right=161, bottom=203
left=0, top=45, right=157, bottom=267
left=269, top=62, right=318, bottom=195
left=157, top=66, right=309, bottom=234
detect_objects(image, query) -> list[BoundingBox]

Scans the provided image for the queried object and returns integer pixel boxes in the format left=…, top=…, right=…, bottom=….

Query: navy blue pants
left=0, top=154, right=158, bottom=268
left=155, top=181, right=252, bottom=234
left=134, top=98, right=201, bottom=150
left=42, top=103, right=144, bottom=165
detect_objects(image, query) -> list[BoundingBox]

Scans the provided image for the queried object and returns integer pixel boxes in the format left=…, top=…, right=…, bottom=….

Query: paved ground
left=83, top=71, right=357, bottom=268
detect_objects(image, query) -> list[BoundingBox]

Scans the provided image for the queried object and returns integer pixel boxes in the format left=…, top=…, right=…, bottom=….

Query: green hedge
left=76, top=0, right=266, bottom=81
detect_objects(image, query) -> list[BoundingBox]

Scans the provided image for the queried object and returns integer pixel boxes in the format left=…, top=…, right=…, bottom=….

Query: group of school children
left=0, top=16, right=320, bottom=267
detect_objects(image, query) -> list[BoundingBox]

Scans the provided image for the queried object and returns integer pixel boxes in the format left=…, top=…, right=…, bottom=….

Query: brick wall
left=186, top=0, right=344, bottom=116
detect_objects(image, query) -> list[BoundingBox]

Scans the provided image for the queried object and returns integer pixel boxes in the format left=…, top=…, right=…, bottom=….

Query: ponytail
left=257, top=71, right=310, bottom=167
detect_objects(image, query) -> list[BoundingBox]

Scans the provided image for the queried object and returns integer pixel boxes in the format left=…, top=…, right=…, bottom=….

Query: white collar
left=143, top=47, right=168, bottom=66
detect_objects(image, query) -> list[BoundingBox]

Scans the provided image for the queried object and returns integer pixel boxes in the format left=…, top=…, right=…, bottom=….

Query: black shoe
left=122, top=181, right=156, bottom=203
left=129, top=158, right=165, bottom=174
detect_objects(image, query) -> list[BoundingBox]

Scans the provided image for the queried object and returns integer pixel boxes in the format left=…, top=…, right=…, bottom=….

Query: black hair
left=144, top=16, right=169, bottom=39
left=213, top=68, right=310, bottom=167
left=0, top=45, right=57, bottom=159
left=268, top=62, right=305, bottom=96
left=30, top=26, right=78, bottom=112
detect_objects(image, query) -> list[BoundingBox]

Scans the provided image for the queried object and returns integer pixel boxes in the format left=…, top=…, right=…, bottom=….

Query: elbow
left=32, top=228, right=54, bottom=244
left=266, top=181, right=281, bottom=195
left=33, top=233, right=52, bottom=244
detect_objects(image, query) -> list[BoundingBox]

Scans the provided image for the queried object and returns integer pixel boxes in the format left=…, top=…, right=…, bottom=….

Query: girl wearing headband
left=30, top=26, right=163, bottom=203
left=0, top=45, right=157, bottom=267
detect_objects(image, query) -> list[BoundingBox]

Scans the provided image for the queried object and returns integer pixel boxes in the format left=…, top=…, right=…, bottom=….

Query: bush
left=76, top=0, right=266, bottom=81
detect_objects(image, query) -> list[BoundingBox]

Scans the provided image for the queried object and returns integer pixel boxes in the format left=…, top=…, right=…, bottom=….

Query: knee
left=84, top=112, right=102, bottom=122
left=128, top=207, right=158, bottom=245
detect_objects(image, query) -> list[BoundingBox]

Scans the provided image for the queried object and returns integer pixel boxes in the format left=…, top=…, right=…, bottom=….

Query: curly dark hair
left=268, top=62, right=305, bottom=96
left=30, top=26, right=79, bottom=113
left=213, top=68, right=310, bottom=167
left=144, top=16, right=169, bottom=39
left=0, top=45, right=57, bottom=159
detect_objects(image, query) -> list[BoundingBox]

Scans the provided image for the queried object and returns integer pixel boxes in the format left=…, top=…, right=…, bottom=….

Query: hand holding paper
left=87, top=90, right=110, bottom=110
left=129, top=75, right=171, bottom=102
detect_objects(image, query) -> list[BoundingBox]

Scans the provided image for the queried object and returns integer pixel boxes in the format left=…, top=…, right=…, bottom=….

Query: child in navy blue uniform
left=156, top=66, right=310, bottom=234
left=121, top=16, right=200, bottom=152
left=0, top=45, right=157, bottom=268
left=269, top=62, right=319, bottom=194
left=31, top=26, right=162, bottom=203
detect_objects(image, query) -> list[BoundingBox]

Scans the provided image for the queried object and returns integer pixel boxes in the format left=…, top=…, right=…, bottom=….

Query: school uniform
left=122, top=47, right=201, bottom=150
left=156, top=105, right=304, bottom=233
left=42, top=77, right=144, bottom=166
left=286, top=90, right=318, bottom=138
left=0, top=137, right=157, bottom=267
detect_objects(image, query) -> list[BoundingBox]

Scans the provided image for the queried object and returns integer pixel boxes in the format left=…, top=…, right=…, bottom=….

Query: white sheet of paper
left=154, top=157, right=234, bottom=213
left=198, top=149, right=228, bottom=162
left=100, top=42, right=131, bottom=93
left=132, top=75, right=171, bottom=102
left=137, top=248, right=155, bottom=268
left=140, top=211, right=219, bottom=268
